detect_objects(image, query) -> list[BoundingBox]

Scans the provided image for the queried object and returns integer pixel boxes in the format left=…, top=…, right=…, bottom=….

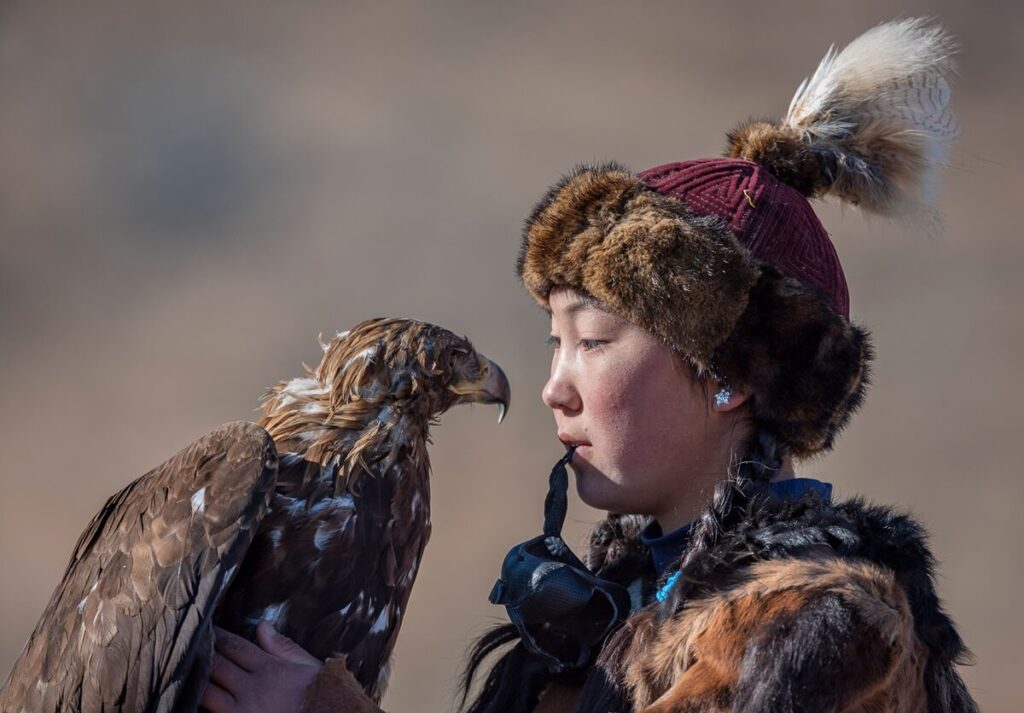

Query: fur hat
left=518, top=19, right=956, bottom=457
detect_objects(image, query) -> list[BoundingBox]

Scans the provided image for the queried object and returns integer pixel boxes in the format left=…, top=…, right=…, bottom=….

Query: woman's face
left=542, top=288, right=743, bottom=523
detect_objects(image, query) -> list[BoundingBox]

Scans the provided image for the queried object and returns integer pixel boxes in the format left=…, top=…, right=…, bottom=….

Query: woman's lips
left=558, top=437, right=591, bottom=460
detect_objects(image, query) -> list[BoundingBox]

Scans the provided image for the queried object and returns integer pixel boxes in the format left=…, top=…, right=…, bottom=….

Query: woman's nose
left=542, top=356, right=582, bottom=413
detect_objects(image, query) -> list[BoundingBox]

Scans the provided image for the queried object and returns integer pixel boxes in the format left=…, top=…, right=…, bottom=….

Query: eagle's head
left=317, top=318, right=509, bottom=420
left=261, top=318, right=510, bottom=465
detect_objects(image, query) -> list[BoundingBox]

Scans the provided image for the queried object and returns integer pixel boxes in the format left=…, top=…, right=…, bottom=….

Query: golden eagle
left=0, top=318, right=510, bottom=712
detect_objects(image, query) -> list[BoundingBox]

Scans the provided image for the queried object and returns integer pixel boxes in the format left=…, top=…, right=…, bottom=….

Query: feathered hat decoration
left=729, top=17, right=958, bottom=217
left=517, top=19, right=957, bottom=457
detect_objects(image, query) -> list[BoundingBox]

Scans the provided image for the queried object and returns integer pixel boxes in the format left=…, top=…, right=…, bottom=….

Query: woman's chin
left=571, top=464, right=627, bottom=512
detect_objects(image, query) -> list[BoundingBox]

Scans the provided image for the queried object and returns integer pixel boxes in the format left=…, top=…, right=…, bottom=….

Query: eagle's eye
left=447, top=346, right=470, bottom=370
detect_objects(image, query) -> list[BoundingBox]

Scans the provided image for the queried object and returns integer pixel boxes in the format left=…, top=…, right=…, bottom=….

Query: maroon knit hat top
left=638, top=159, right=850, bottom=318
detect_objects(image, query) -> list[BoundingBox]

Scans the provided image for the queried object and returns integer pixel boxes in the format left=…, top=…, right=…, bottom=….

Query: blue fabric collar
left=641, top=478, right=833, bottom=576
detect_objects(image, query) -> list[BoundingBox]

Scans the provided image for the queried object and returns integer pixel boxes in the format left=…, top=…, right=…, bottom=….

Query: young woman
left=201, top=19, right=978, bottom=713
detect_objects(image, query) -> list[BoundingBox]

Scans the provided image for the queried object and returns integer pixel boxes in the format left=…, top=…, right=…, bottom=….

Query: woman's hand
left=201, top=621, right=323, bottom=713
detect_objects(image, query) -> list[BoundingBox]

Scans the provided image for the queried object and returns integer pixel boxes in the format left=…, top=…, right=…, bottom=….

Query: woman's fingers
left=204, top=625, right=323, bottom=713
left=256, top=620, right=322, bottom=665
left=199, top=679, right=237, bottom=713
left=213, top=627, right=269, bottom=672
left=209, top=648, right=250, bottom=693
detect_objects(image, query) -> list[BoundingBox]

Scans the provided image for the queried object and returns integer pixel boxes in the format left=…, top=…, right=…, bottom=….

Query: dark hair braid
left=459, top=624, right=555, bottom=713
left=662, top=428, right=785, bottom=612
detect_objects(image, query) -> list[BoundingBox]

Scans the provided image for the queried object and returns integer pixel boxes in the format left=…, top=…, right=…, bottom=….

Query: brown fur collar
left=517, top=165, right=872, bottom=457
left=576, top=494, right=977, bottom=713
left=464, top=494, right=977, bottom=713
left=611, top=557, right=927, bottom=711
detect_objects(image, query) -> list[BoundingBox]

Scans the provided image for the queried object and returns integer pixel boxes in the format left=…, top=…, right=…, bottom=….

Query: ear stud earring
left=714, top=388, right=732, bottom=407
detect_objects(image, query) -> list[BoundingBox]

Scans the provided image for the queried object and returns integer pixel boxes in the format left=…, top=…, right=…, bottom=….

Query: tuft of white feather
left=783, top=18, right=957, bottom=218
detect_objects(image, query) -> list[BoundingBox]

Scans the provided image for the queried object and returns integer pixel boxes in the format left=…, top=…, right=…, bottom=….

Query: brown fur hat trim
left=518, top=164, right=871, bottom=456
left=518, top=163, right=759, bottom=367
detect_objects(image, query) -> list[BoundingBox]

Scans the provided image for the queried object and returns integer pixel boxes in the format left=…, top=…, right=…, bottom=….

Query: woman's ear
left=709, top=381, right=750, bottom=413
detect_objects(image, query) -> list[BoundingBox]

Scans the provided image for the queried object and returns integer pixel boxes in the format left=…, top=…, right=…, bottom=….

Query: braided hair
left=569, top=428, right=789, bottom=713
left=661, top=427, right=784, bottom=611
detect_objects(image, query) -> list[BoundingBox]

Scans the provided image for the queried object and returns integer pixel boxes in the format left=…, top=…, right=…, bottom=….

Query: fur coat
left=301, top=490, right=978, bottom=713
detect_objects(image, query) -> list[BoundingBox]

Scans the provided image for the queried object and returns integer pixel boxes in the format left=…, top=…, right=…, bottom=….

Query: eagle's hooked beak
left=450, top=355, right=511, bottom=423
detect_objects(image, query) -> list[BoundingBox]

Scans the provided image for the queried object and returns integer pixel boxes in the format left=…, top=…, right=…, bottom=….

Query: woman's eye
left=546, top=335, right=561, bottom=350
left=580, top=339, right=606, bottom=351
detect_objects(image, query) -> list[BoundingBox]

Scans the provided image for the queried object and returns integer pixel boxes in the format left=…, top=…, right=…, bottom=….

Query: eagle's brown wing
left=0, top=421, right=278, bottom=713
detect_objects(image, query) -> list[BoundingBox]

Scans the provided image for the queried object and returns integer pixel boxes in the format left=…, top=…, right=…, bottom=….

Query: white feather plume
left=783, top=18, right=957, bottom=217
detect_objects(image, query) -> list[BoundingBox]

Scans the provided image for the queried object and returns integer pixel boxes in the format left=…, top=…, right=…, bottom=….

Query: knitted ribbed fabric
left=638, top=159, right=850, bottom=318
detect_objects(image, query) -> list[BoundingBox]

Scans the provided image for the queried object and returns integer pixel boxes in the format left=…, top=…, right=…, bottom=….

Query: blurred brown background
left=1, top=1, right=1021, bottom=710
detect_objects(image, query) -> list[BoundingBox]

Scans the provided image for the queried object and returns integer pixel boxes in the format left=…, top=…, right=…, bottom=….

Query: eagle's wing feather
left=0, top=421, right=278, bottom=713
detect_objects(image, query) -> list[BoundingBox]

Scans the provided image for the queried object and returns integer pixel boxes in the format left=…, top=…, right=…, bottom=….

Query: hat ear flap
left=714, top=264, right=873, bottom=457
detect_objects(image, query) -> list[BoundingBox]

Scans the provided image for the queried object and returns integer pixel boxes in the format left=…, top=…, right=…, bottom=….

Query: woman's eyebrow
left=564, top=295, right=609, bottom=316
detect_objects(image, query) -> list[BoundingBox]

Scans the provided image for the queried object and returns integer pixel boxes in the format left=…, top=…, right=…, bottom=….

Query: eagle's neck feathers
left=259, top=366, right=433, bottom=494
